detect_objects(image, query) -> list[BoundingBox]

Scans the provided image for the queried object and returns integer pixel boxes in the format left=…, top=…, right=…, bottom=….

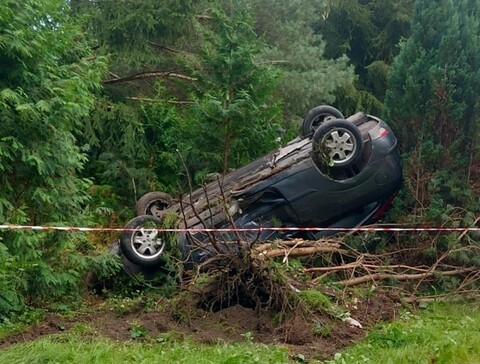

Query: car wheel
left=302, top=105, right=345, bottom=137
left=136, top=191, right=173, bottom=217
left=120, top=215, right=167, bottom=267
left=312, top=119, right=363, bottom=169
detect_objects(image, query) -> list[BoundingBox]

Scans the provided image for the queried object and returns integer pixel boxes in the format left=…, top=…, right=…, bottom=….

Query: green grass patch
left=0, top=333, right=291, bottom=364
left=324, top=302, right=480, bottom=364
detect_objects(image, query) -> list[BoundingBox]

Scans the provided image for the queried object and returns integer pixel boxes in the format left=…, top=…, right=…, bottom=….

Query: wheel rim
left=322, top=128, right=357, bottom=164
left=130, top=227, right=166, bottom=260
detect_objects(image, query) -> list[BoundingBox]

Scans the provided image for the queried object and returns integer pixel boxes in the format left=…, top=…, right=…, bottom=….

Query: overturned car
left=116, top=106, right=402, bottom=272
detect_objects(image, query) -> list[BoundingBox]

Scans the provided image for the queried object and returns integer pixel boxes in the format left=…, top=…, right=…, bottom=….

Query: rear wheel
left=302, top=105, right=344, bottom=137
left=136, top=191, right=173, bottom=218
left=312, top=119, right=363, bottom=170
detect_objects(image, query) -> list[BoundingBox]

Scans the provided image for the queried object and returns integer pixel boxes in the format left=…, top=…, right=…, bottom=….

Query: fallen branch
left=257, top=244, right=345, bottom=259
left=254, top=239, right=341, bottom=254
left=305, top=263, right=431, bottom=274
left=338, top=267, right=476, bottom=287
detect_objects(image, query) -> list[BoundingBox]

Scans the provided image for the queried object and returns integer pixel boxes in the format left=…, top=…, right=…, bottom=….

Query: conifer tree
left=140, top=2, right=281, bottom=184
left=250, top=0, right=355, bottom=118
left=0, top=0, right=107, bottom=314
left=315, top=0, right=413, bottom=114
left=384, top=0, right=479, bottom=210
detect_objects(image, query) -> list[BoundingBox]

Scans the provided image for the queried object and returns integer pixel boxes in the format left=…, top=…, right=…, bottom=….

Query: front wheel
left=312, top=119, right=363, bottom=169
left=120, top=215, right=169, bottom=267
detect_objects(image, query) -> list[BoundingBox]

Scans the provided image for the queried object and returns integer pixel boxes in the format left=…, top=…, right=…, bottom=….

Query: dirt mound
left=0, top=292, right=400, bottom=361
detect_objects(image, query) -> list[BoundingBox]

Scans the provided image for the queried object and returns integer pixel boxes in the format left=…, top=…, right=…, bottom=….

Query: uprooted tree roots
left=190, top=249, right=301, bottom=315
left=186, top=234, right=480, bottom=317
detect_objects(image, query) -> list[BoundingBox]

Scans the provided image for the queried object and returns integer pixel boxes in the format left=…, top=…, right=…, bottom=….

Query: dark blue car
left=115, top=106, right=402, bottom=273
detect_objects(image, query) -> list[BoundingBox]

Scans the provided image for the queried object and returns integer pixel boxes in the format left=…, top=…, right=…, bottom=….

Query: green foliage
left=78, top=0, right=284, bottom=195
left=74, top=0, right=201, bottom=201
left=241, top=331, right=254, bottom=343
left=180, top=3, right=281, bottom=179
left=312, top=319, right=333, bottom=338
left=384, top=0, right=480, bottom=217
left=298, top=289, right=333, bottom=313
left=72, top=0, right=197, bottom=72
left=316, top=0, right=414, bottom=107
left=129, top=322, right=148, bottom=339
left=298, top=289, right=351, bottom=324
left=379, top=0, right=479, bottom=273
left=0, top=0, right=118, bottom=316
left=250, top=0, right=355, bottom=119
left=385, top=0, right=479, bottom=158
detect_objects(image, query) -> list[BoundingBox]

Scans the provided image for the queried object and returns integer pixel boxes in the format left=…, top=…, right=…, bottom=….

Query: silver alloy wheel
left=322, top=127, right=358, bottom=165
left=131, top=227, right=166, bottom=261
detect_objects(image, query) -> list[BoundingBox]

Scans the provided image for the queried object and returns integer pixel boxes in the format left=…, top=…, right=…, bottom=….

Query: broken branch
left=126, top=97, right=194, bottom=104
left=338, top=267, right=476, bottom=287
left=103, top=71, right=197, bottom=85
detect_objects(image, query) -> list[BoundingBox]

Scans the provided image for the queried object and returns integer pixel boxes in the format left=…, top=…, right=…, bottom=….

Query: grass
left=0, top=334, right=290, bottom=363
left=323, top=302, right=480, bottom=364
left=0, top=333, right=291, bottom=364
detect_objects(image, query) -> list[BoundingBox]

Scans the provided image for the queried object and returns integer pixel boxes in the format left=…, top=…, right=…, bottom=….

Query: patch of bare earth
left=0, top=292, right=399, bottom=361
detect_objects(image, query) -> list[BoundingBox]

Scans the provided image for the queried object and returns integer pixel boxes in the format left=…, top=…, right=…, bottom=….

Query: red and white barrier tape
left=0, top=224, right=479, bottom=233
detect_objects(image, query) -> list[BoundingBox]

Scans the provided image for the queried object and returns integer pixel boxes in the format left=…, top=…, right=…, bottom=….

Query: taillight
left=372, top=127, right=390, bottom=140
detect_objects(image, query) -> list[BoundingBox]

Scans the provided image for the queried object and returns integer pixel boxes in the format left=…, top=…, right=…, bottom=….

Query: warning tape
left=0, top=224, right=479, bottom=233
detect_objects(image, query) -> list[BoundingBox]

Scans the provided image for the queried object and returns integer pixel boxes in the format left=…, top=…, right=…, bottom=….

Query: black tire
left=312, top=119, right=363, bottom=169
left=111, top=239, right=176, bottom=285
left=301, top=105, right=345, bottom=137
left=110, top=239, right=146, bottom=276
left=120, top=215, right=167, bottom=267
left=136, top=191, right=173, bottom=218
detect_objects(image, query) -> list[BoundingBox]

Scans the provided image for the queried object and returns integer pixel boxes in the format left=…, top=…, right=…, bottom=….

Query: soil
left=0, top=291, right=400, bottom=362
